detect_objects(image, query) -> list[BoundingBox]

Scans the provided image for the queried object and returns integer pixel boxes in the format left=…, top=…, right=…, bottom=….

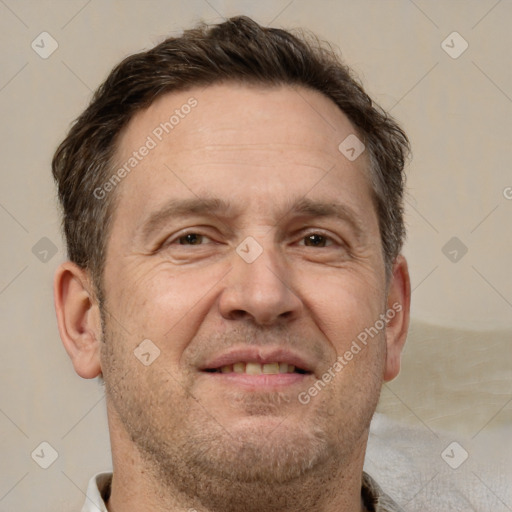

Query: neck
left=105, top=399, right=369, bottom=512
left=106, top=432, right=369, bottom=511
left=107, top=469, right=368, bottom=512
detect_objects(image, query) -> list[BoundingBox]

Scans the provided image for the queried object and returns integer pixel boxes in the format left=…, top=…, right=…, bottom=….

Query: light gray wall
left=0, top=1, right=510, bottom=510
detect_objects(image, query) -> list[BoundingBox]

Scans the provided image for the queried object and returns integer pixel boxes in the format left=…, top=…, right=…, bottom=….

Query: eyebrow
left=136, top=196, right=366, bottom=244
left=137, top=197, right=235, bottom=243
left=288, top=197, right=365, bottom=241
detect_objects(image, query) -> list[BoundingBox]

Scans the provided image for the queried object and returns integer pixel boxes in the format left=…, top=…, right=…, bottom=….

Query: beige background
left=0, top=0, right=511, bottom=510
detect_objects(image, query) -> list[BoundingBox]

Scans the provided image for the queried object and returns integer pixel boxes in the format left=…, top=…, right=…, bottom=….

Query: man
left=52, top=15, right=411, bottom=512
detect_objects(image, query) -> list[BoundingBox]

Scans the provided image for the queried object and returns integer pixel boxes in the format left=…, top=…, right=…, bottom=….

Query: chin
left=193, top=416, right=332, bottom=483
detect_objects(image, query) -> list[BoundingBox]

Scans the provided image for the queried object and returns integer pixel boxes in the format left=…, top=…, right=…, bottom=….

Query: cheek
left=102, top=330, right=195, bottom=439
left=106, top=261, right=230, bottom=357
left=297, top=268, right=385, bottom=352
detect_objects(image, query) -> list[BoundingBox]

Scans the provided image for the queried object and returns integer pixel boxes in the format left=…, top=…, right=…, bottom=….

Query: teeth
left=233, top=362, right=245, bottom=373
left=245, top=362, right=262, bottom=375
left=262, top=362, right=280, bottom=374
left=217, top=362, right=301, bottom=374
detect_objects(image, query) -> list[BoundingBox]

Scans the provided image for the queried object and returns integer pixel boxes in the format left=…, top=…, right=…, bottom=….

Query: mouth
left=199, top=348, right=315, bottom=390
left=203, top=362, right=310, bottom=375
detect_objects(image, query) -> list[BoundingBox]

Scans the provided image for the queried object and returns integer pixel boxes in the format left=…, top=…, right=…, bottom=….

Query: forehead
left=110, top=83, right=376, bottom=234
left=116, top=82, right=365, bottom=167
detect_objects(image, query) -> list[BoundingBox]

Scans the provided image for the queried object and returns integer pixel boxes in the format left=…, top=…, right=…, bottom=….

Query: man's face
left=100, top=83, right=389, bottom=490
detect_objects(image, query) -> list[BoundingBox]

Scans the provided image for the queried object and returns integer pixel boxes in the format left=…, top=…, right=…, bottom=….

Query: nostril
left=229, top=309, right=249, bottom=321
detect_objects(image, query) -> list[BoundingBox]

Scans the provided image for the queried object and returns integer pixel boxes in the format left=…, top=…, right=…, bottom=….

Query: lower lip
left=200, top=372, right=309, bottom=390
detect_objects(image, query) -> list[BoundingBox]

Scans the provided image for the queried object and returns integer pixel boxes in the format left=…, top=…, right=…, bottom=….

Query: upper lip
left=200, top=347, right=313, bottom=373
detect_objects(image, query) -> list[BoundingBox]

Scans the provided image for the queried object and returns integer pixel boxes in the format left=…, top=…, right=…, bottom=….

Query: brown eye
left=302, top=234, right=332, bottom=247
left=178, top=233, right=204, bottom=245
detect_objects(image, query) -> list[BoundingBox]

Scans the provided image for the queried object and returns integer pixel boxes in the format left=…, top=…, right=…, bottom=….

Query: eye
left=166, top=231, right=215, bottom=247
left=300, top=233, right=335, bottom=248
left=177, top=233, right=208, bottom=245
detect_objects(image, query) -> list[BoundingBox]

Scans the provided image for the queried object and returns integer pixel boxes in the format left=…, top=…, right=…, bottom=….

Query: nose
left=218, top=240, right=303, bottom=326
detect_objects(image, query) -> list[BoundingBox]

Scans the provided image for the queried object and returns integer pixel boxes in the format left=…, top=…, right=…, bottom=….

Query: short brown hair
left=52, top=15, right=409, bottom=292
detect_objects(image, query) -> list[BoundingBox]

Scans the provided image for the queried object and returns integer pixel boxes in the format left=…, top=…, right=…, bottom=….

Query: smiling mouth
left=203, top=362, right=310, bottom=375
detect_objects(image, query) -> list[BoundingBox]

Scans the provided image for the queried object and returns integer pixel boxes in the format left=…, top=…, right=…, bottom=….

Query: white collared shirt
left=81, top=472, right=112, bottom=512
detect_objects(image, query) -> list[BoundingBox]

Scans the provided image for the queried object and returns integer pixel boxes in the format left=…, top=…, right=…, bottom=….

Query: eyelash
left=166, top=229, right=341, bottom=248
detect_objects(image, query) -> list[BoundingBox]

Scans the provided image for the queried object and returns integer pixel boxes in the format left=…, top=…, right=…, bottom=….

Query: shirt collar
left=80, top=472, right=112, bottom=512
left=362, top=472, right=404, bottom=512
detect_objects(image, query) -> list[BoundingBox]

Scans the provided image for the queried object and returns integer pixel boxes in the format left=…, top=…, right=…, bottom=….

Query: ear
left=383, top=254, right=411, bottom=382
left=54, top=262, right=103, bottom=379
